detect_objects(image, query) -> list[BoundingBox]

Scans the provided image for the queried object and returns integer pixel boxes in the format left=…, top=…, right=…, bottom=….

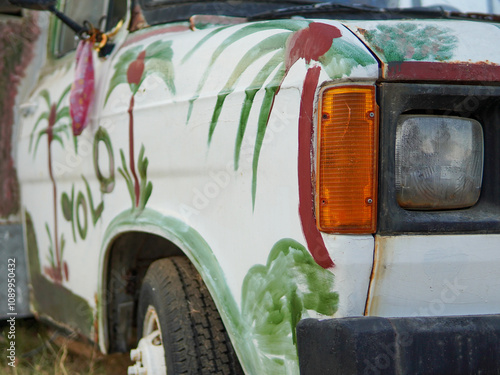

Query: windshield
left=398, top=0, right=499, bottom=13
left=138, top=0, right=500, bottom=26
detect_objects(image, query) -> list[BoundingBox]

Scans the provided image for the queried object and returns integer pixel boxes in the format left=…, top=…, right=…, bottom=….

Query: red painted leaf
left=127, top=50, right=146, bottom=86
left=286, top=22, right=342, bottom=68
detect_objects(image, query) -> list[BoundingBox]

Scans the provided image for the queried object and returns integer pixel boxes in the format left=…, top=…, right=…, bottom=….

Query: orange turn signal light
left=316, top=85, right=379, bottom=233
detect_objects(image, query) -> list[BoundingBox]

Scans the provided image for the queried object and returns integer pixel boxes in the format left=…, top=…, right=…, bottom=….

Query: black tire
left=137, top=256, right=244, bottom=375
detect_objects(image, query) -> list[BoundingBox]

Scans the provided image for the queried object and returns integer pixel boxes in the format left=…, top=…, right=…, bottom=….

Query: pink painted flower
left=70, top=40, right=95, bottom=136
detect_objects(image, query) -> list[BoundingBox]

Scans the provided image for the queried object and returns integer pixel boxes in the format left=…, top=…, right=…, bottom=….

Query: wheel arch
left=97, top=209, right=244, bottom=360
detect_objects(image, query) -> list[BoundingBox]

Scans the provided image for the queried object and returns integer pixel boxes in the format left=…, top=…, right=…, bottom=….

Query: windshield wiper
left=446, top=11, right=500, bottom=22
left=249, top=3, right=500, bottom=22
left=249, top=3, right=387, bottom=20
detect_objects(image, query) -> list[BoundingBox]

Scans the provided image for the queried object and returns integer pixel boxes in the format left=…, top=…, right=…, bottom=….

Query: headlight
left=395, top=115, right=483, bottom=210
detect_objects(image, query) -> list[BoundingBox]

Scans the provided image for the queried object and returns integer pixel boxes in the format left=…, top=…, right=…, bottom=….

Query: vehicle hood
left=342, top=20, right=500, bottom=82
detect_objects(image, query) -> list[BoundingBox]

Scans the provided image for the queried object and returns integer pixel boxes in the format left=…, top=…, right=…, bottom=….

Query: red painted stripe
left=386, top=61, right=500, bottom=82
left=298, top=66, right=335, bottom=269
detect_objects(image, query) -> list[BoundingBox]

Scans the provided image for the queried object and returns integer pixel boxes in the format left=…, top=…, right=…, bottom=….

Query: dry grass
left=0, top=318, right=132, bottom=375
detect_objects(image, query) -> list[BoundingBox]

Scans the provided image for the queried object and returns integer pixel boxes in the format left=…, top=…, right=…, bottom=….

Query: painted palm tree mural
left=183, top=20, right=373, bottom=205
left=30, top=85, right=72, bottom=283
left=105, top=40, right=175, bottom=211
left=184, top=20, right=374, bottom=206
left=184, top=20, right=374, bottom=268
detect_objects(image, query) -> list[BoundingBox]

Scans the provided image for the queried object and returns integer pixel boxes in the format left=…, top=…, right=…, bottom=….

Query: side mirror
left=9, top=0, right=117, bottom=57
left=9, top=0, right=86, bottom=35
left=8, top=0, right=56, bottom=11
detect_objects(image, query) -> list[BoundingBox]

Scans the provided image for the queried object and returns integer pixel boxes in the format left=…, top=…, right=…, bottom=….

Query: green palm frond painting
left=105, top=40, right=176, bottom=104
left=241, top=238, right=338, bottom=373
left=105, top=39, right=175, bottom=211
left=30, top=85, right=72, bottom=155
left=30, top=85, right=72, bottom=284
left=184, top=20, right=375, bottom=207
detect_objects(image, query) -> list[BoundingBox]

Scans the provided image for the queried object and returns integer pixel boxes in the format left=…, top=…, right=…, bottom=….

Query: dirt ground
left=0, top=318, right=132, bottom=375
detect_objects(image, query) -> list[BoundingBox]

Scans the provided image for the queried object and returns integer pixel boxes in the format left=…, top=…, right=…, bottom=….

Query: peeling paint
left=25, top=210, right=94, bottom=336
left=362, top=23, right=458, bottom=62
left=346, top=20, right=500, bottom=82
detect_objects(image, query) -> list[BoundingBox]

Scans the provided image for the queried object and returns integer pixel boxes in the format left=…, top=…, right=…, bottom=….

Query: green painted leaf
left=118, top=149, right=135, bottom=207
left=118, top=167, right=135, bottom=208
left=83, top=175, right=104, bottom=226
left=136, top=144, right=153, bottom=210
left=251, top=64, right=286, bottom=208
left=39, top=90, right=51, bottom=109
left=185, top=20, right=309, bottom=124
left=119, top=149, right=131, bottom=180
left=145, top=40, right=173, bottom=60
left=55, top=106, right=70, bottom=126
left=52, top=122, right=70, bottom=141
left=144, top=59, right=175, bottom=94
left=182, top=25, right=231, bottom=64
left=220, top=32, right=289, bottom=95
left=33, top=130, right=48, bottom=156
left=45, top=223, right=55, bottom=267
left=137, top=144, right=147, bottom=179
left=30, top=112, right=48, bottom=151
left=208, top=93, right=229, bottom=144
left=251, top=87, right=276, bottom=209
left=105, top=46, right=143, bottom=105
left=234, top=89, right=258, bottom=170
left=143, top=40, right=175, bottom=94
left=61, top=192, right=72, bottom=221
left=234, top=51, right=284, bottom=169
left=319, top=38, right=376, bottom=80
left=56, top=84, right=71, bottom=110
left=207, top=33, right=289, bottom=142
left=52, top=133, right=64, bottom=149
left=183, top=19, right=305, bottom=66
left=45, top=223, right=53, bottom=247
left=241, top=238, right=338, bottom=373
left=60, top=234, right=66, bottom=260
left=64, top=185, right=77, bottom=243
left=142, top=181, right=153, bottom=209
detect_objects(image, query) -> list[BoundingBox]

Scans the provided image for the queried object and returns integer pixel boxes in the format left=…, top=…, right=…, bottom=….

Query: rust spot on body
left=364, top=238, right=379, bottom=316
left=357, top=27, right=368, bottom=37
left=364, top=236, right=394, bottom=316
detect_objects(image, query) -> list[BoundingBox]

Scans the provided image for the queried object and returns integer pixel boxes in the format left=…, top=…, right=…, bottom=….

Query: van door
left=17, top=0, right=127, bottom=337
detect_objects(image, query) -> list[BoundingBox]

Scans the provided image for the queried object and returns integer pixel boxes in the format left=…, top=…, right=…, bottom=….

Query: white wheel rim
left=143, top=305, right=163, bottom=344
left=128, top=305, right=167, bottom=375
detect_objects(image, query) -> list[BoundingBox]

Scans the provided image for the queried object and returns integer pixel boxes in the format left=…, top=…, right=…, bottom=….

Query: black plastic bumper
left=297, top=315, right=500, bottom=375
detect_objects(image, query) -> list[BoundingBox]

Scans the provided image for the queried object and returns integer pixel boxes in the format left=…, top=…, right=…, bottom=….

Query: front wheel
left=128, top=256, right=243, bottom=375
